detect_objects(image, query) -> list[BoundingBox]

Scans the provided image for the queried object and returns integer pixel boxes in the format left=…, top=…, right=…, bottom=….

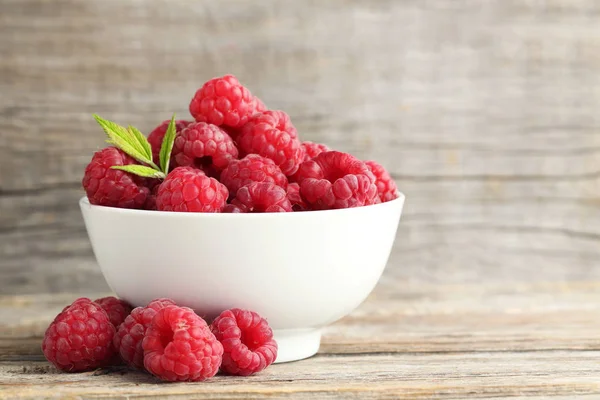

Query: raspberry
left=94, top=297, right=133, bottom=328
left=231, top=182, right=292, bottom=213
left=254, top=96, right=267, bottom=112
left=223, top=203, right=244, bottom=213
left=82, top=147, right=150, bottom=209
left=210, top=308, right=277, bottom=376
left=189, top=74, right=259, bottom=128
left=302, top=141, right=330, bottom=161
left=172, top=122, right=238, bottom=176
left=156, top=167, right=228, bottom=212
left=113, top=298, right=176, bottom=369
left=365, top=160, right=399, bottom=202
left=147, top=120, right=192, bottom=164
left=220, top=154, right=288, bottom=197
left=295, top=151, right=378, bottom=209
left=237, top=111, right=304, bottom=175
left=143, top=305, right=223, bottom=382
left=287, top=182, right=308, bottom=211
left=42, top=298, right=116, bottom=372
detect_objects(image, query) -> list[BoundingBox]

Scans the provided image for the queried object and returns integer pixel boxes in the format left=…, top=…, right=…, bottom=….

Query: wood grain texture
left=1, top=0, right=600, bottom=398
left=2, top=283, right=600, bottom=399
left=1, top=0, right=599, bottom=294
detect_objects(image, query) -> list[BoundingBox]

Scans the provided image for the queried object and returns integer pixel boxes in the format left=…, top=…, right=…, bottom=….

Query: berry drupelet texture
left=42, top=298, right=116, bottom=372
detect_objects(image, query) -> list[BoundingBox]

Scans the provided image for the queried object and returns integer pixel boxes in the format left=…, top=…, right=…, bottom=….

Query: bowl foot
left=273, top=328, right=321, bottom=363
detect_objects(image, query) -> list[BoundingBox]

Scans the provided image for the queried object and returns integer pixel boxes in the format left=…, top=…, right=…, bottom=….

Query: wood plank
left=1, top=352, right=600, bottom=399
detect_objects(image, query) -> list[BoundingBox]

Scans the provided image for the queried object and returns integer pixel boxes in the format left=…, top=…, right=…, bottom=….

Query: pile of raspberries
left=83, top=74, right=398, bottom=212
left=42, top=297, right=277, bottom=381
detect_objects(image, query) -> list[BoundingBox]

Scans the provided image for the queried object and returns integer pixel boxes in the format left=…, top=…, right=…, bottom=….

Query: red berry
left=172, top=122, right=238, bottom=176
left=220, top=154, right=288, bottom=197
left=189, top=74, right=260, bottom=128
left=223, top=203, right=245, bottom=213
left=287, top=182, right=308, bottom=211
left=302, top=141, right=330, bottom=161
left=42, top=298, right=116, bottom=372
left=231, top=182, right=292, bottom=213
left=94, top=297, right=132, bottom=328
left=295, top=151, right=378, bottom=210
left=113, top=298, right=176, bottom=369
left=82, top=147, right=150, bottom=209
left=143, top=305, right=223, bottom=382
left=147, top=120, right=192, bottom=165
left=365, top=161, right=398, bottom=202
left=156, top=167, right=228, bottom=212
left=254, top=97, right=267, bottom=112
left=210, top=308, right=277, bottom=376
left=237, top=111, right=304, bottom=175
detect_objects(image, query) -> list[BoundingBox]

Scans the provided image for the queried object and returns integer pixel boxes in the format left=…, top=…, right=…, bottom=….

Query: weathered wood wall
left=1, top=0, right=599, bottom=294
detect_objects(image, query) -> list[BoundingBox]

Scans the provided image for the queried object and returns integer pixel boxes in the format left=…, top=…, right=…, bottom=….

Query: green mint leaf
left=93, top=114, right=153, bottom=166
left=159, top=114, right=177, bottom=174
left=128, top=125, right=153, bottom=162
left=111, top=165, right=166, bottom=179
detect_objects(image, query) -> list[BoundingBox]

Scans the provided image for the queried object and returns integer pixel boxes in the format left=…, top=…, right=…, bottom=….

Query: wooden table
left=2, top=0, right=600, bottom=398
left=3, top=276, right=600, bottom=399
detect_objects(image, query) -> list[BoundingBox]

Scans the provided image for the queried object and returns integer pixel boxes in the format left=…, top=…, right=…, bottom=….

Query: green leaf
left=111, top=165, right=166, bottom=179
left=93, top=114, right=153, bottom=166
left=128, top=125, right=153, bottom=161
left=159, top=114, right=177, bottom=174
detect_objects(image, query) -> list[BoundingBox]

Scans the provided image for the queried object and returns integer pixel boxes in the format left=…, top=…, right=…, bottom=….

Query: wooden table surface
left=3, top=279, right=600, bottom=399
left=2, top=0, right=600, bottom=398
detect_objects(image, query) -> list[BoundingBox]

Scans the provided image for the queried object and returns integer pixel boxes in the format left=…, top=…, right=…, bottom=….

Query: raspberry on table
left=286, top=182, right=308, bottom=211
left=172, top=122, right=239, bottom=176
left=143, top=305, right=223, bottom=382
left=82, top=147, right=150, bottom=209
left=301, top=141, right=330, bottom=162
left=220, top=154, right=288, bottom=197
left=230, top=182, right=292, bottom=213
left=210, top=308, right=277, bottom=376
left=113, top=298, right=176, bottom=369
left=365, top=160, right=399, bottom=202
left=94, top=296, right=132, bottom=328
left=237, top=111, right=304, bottom=176
left=156, top=166, right=228, bottom=212
left=295, top=151, right=378, bottom=210
left=147, top=119, right=192, bottom=165
left=189, top=74, right=260, bottom=128
left=42, top=298, right=116, bottom=372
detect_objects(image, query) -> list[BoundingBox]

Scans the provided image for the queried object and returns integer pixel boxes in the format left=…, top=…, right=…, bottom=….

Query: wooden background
left=1, top=0, right=600, bottom=398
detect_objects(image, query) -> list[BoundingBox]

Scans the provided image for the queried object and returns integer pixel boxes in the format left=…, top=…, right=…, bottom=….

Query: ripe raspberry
left=254, top=96, right=267, bottom=112
left=220, top=154, right=288, bottom=197
left=287, top=182, right=308, bottom=211
left=113, top=298, right=176, bottom=369
left=210, top=308, right=277, bottom=376
left=365, top=161, right=398, bottom=202
left=231, top=182, right=292, bottom=213
left=295, top=151, right=378, bottom=210
left=42, top=298, right=116, bottom=372
left=172, top=122, right=238, bottom=176
left=143, top=305, right=223, bottom=382
left=223, top=203, right=245, bottom=213
left=189, top=74, right=259, bottom=128
left=94, top=297, right=132, bottom=328
left=302, top=141, right=330, bottom=161
left=156, top=167, right=228, bottom=212
left=82, top=147, right=150, bottom=209
left=147, top=120, right=192, bottom=164
left=237, top=111, right=304, bottom=175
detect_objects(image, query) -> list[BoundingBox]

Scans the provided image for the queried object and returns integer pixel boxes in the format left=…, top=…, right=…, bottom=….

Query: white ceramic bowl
left=80, top=193, right=405, bottom=363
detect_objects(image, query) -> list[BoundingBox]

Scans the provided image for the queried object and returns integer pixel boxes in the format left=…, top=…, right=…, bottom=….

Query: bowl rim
left=79, top=191, right=405, bottom=218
